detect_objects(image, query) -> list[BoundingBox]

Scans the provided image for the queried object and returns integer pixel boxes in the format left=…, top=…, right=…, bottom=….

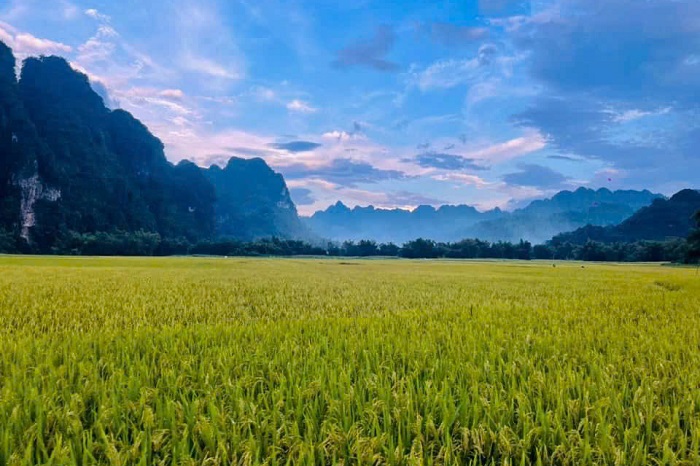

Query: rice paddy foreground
left=0, top=256, right=699, bottom=465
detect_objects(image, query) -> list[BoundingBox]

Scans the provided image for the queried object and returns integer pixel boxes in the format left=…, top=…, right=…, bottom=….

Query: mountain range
left=0, top=41, right=697, bottom=253
left=551, top=189, right=700, bottom=245
left=0, top=41, right=305, bottom=251
left=305, top=188, right=663, bottom=244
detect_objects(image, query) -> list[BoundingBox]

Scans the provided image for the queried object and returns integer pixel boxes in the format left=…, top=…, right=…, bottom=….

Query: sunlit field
left=0, top=256, right=699, bottom=465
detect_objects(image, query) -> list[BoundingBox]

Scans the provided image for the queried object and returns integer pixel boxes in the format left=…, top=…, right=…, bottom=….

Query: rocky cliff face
left=205, top=157, right=307, bottom=241
left=0, top=41, right=51, bottom=239
left=0, top=41, right=305, bottom=248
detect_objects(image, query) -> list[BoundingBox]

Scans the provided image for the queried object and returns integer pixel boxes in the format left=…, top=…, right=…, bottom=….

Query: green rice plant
left=0, top=256, right=698, bottom=465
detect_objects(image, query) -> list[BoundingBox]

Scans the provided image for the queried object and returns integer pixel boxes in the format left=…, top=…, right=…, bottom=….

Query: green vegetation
left=0, top=229, right=694, bottom=263
left=1, top=256, right=699, bottom=464
left=0, top=43, right=304, bottom=250
left=688, top=212, right=700, bottom=263
left=552, top=190, right=700, bottom=245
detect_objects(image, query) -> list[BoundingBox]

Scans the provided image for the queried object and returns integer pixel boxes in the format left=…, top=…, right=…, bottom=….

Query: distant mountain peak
left=670, top=188, right=700, bottom=202
left=306, top=188, right=664, bottom=244
left=552, top=188, right=700, bottom=244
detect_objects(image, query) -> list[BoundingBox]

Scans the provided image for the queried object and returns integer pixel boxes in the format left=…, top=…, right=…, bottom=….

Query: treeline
left=0, top=228, right=698, bottom=263
left=332, top=238, right=694, bottom=263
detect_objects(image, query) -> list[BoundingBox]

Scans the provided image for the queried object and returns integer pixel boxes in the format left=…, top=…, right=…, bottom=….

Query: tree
left=401, top=238, right=439, bottom=259
left=687, top=211, right=700, bottom=263
left=378, top=242, right=400, bottom=256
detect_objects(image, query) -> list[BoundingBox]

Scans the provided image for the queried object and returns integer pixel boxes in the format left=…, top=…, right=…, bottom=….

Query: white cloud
left=409, top=44, right=522, bottom=91
left=84, top=9, right=111, bottom=23
left=286, top=178, right=435, bottom=216
left=159, top=89, right=185, bottom=101
left=431, top=173, right=492, bottom=188
left=181, top=53, right=242, bottom=80
left=322, top=130, right=360, bottom=142
left=466, top=130, right=546, bottom=163
left=287, top=99, right=317, bottom=113
left=14, top=33, right=72, bottom=54
left=0, top=24, right=14, bottom=47
left=176, top=3, right=246, bottom=82
left=410, top=57, right=483, bottom=90
left=77, top=26, right=117, bottom=63
left=610, top=107, right=671, bottom=123
left=0, top=22, right=72, bottom=56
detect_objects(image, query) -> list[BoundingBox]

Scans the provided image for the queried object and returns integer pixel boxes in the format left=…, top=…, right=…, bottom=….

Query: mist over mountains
left=553, top=189, right=700, bottom=245
left=306, top=188, right=663, bottom=245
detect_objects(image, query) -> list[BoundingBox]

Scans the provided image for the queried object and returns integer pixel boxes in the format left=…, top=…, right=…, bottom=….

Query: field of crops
left=0, top=256, right=699, bottom=465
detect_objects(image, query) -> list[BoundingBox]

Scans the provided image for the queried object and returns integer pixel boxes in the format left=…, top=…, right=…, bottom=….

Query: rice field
left=0, top=256, right=699, bottom=465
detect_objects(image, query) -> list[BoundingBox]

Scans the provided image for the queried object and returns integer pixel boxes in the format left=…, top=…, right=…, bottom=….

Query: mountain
left=305, top=202, right=504, bottom=244
left=205, top=157, right=307, bottom=241
left=0, top=41, right=50, bottom=238
left=306, top=188, right=662, bottom=244
left=551, top=189, right=700, bottom=244
left=468, top=188, right=663, bottom=244
left=0, top=42, right=304, bottom=249
left=16, top=54, right=216, bottom=248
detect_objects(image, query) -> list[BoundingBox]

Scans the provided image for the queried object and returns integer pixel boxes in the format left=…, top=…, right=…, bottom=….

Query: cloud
left=503, top=163, right=569, bottom=189
left=15, top=33, right=72, bottom=54
left=517, top=0, right=700, bottom=106
left=466, top=130, right=546, bottom=163
left=77, top=25, right=117, bottom=63
left=286, top=99, right=317, bottom=113
left=0, top=22, right=72, bottom=56
left=432, top=173, right=492, bottom=188
left=509, top=0, right=700, bottom=188
left=333, top=25, right=399, bottom=72
left=322, top=131, right=355, bottom=142
left=84, top=8, right=110, bottom=22
left=176, top=3, right=246, bottom=81
left=410, top=152, right=488, bottom=171
left=289, top=187, right=316, bottom=206
left=282, top=158, right=404, bottom=187
left=159, top=89, right=185, bottom=101
left=225, top=147, right=275, bottom=158
left=1, top=0, right=80, bottom=22
left=609, top=107, right=671, bottom=123
left=322, top=122, right=364, bottom=142
left=408, top=43, right=506, bottom=90
left=288, top=179, right=445, bottom=215
left=422, top=22, right=489, bottom=46
left=90, top=80, right=118, bottom=109
left=181, top=53, right=242, bottom=80
left=515, top=96, right=665, bottom=170
left=268, top=141, right=322, bottom=153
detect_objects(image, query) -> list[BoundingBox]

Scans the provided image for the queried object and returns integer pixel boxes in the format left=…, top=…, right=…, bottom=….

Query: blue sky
left=0, top=0, right=698, bottom=214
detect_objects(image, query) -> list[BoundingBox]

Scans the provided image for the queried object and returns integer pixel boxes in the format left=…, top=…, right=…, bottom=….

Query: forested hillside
left=0, top=41, right=305, bottom=252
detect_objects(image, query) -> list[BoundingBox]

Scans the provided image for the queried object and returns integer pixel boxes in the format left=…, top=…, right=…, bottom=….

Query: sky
left=0, top=0, right=698, bottom=215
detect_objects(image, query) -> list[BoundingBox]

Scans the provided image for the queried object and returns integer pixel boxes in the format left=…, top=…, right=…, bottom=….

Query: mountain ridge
left=306, top=188, right=664, bottom=244
left=551, top=189, right=700, bottom=244
left=0, top=42, right=305, bottom=249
